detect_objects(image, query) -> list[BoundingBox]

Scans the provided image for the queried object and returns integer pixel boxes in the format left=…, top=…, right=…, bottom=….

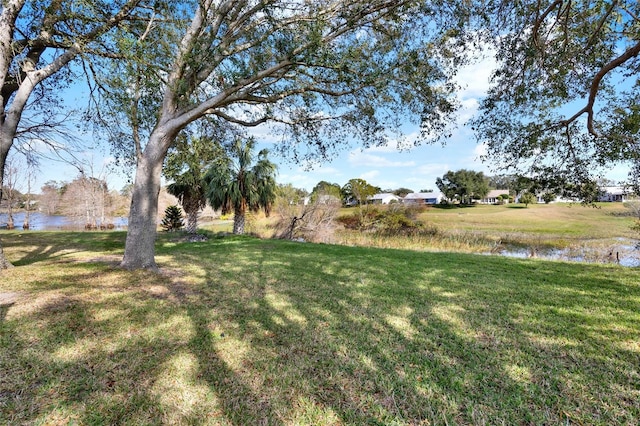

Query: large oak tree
left=101, top=0, right=466, bottom=270
left=471, top=0, right=640, bottom=193
left=436, top=169, right=490, bottom=204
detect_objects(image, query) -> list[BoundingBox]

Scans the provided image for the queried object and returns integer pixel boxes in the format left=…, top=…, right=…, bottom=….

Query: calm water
left=0, top=212, right=128, bottom=231
left=490, top=238, right=640, bottom=267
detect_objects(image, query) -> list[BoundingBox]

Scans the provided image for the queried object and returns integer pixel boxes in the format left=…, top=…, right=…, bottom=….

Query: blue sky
left=21, top=55, right=631, bottom=194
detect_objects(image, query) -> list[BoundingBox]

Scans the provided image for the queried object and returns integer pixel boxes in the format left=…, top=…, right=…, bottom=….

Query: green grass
left=330, top=203, right=639, bottom=253
left=422, top=202, right=633, bottom=237
left=1, top=231, right=639, bottom=424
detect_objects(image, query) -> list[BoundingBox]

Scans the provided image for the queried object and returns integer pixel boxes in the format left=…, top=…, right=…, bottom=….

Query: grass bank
left=1, top=231, right=639, bottom=424
left=326, top=203, right=639, bottom=255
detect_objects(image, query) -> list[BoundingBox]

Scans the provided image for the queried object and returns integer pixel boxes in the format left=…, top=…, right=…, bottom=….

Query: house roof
left=484, top=190, right=509, bottom=198
left=404, top=192, right=442, bottom=199
left=601, top=186, right=627, bottom=195
left=370, top=193, right=400, bottom=200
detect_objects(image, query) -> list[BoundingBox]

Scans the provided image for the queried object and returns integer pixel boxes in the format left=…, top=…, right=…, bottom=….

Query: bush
left=336, top=205, right=437, bottom=236
left=519, top=192, right=536, bottom=207
left=542, top=192, right=556, bottom=204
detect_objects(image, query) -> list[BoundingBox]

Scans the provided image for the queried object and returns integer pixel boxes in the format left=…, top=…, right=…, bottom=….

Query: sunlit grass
left=327, top=203, right=638, bottom=253
left=1, top=231, right=639, bottom=424
left=422, top=202, right=633, bottom=237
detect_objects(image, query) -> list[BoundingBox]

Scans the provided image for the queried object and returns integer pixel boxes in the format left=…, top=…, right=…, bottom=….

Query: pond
left=489, top=237, right=640, bottom=267
left=0, top=212, right=128, bottom=231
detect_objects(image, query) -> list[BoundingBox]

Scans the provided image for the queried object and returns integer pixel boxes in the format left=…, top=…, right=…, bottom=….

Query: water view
left=0, top=212, right=128, bottom=231
left=491, top=238, right=640, bottom=268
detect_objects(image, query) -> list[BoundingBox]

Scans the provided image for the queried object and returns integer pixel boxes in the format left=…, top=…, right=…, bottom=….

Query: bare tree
left=1, top=158, right=21, bottom=229
left=39, top=181, right=61, bottom=216
left=22, top=161, right=35, bottom=229
left=60, top=174, right=113, bottom=229
left=0, top=0, right=148, bottom=269
left=273, top=196, right=341, bottom=243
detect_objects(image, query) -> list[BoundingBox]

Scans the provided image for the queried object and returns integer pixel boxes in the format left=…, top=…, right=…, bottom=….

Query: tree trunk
left=0, top=136, right=13, bottom=269
left=186, top=209, right=198, bottom=234
left=121, top=134, right=171, bottom=270
left=6, top=212, right=13, bottom=230
left=233, top=205, right=246, bottom=235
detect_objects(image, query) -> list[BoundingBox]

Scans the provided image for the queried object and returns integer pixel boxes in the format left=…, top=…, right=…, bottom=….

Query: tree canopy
left=470, top=0, right=640, bottom=194
left=310, top=181, right=342, bottom=203
left=436, top=169, right=490, bottom=204
left=392, top=188, right=414, bottom=198
left=89, top=0, right=471, bottom=269
left=342, top=179, right=379, bottom=206
left=0, top=0, right=146, bottom=269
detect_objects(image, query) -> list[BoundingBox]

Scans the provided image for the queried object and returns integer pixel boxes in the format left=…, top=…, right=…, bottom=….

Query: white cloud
left=102, top=156, right=116, bottom=166
left=455, top=52, right=496, bottom=101
left=359, top=170, right=380, bottom=181
left=457, top=98, right=481, bottom=123
left=473, top=142, right=488, bottom=159
left=348, top=151, right=416, bottom=168
left=414, top=163, right=451, bottom=176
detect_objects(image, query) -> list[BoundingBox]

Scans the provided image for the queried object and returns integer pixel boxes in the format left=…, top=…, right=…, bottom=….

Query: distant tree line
left=1, top=176, right=131, bottom=229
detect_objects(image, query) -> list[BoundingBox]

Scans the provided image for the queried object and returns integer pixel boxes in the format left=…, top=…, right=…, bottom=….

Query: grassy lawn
left=1, top=230, right=639, bottom=424
left=329, top=203, right=639, bottom=255
left=421, top=202, right=634, bottom=237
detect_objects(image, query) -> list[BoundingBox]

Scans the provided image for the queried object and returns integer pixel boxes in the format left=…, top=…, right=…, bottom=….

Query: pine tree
left=161, top=205, right=184, bottom=232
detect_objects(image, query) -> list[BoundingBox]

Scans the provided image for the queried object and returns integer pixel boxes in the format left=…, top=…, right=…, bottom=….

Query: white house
left=403, top=192, right=444, bottom=205
left=369, top=193, right=402, bottom=204
left=478, top=190, right=510, bottom=204
left=599, top=186, right=631, bottom=202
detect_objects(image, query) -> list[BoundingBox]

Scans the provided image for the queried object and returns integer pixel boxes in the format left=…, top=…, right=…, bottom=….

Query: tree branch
left=561, top=39, right=640, bottom=136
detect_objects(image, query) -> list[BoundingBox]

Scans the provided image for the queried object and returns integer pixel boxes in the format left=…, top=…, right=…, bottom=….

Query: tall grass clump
left=334, top=205, right=504, bottom=252
left=337, top=205, right=434, bottom=235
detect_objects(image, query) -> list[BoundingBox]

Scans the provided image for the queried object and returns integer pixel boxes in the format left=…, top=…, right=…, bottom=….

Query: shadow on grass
left=1, top=234, right=639, bottom=424
left=2, top=231, right=127, bottom=266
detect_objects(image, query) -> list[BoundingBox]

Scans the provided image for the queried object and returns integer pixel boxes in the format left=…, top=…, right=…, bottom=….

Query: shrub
left=542, top=192, right=556, bottom=204
left=336, top=204, right=436, bottom=236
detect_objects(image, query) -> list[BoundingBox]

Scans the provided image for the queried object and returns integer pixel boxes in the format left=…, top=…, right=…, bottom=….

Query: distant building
left=599, top=186, right=631, bottom=202
left=368, top=193, right=402, bottom=204
left=403, top=192, right=444, bottom=205
left=478, top=190, right=510, bottom=204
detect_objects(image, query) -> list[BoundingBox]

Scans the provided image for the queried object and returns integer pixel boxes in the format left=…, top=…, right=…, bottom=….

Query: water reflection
left=0, top=212, right=128, bottom=231
left=491, top=239, right=640, bottom=267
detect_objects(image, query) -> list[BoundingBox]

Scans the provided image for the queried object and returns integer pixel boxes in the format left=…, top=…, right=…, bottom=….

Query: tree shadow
left=2, top=231, right=126, bottom=266
left=2, top=235, right=639, bottom=424
left=168, top=238, right=640, bottom=424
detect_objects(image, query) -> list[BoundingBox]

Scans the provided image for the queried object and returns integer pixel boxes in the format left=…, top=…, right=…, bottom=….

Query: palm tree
left=204, top=138, right=277, bottom=235
left=165, top=133, right=226, bottom=234
left=167, top=172, right=207, bottom=234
